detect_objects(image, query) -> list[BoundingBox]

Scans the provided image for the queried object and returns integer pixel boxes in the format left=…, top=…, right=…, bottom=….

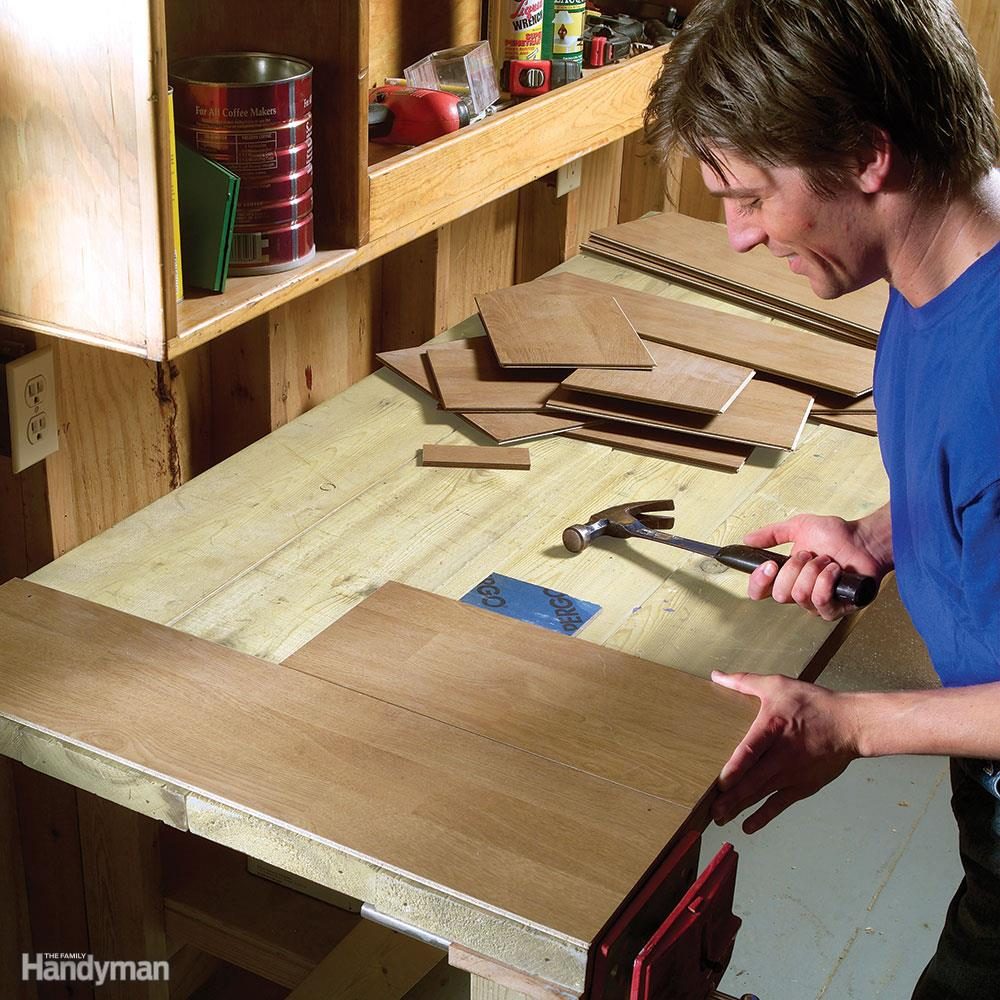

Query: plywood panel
left=0, top=4, right=163, bottom=355
left=380, top=232, right=451, bottom=352
left=618, top=131, right=667, bottom=224
left=442, top=197, right=520, bottom=330
left=0, top=579, right=692, bottom=948
left=546, top=377, right=813, bottom=451
left=954, top=0, right=1000, bottom=102
left=561, top=341, right=754, bottom=414
left=41, top=337, right=178, bottom=558
left=269, top=263, right=382, bottom=428
left=478, top=286, right=653, bottom=368
left=285, top=582, right=756, bottom=808
left=426, top=338, right=569, bottom=412
left=540, top=271, right=875, bottom=396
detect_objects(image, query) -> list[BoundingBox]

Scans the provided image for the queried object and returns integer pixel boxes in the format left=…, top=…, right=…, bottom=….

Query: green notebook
left=176, top=142, right=240, bottom=292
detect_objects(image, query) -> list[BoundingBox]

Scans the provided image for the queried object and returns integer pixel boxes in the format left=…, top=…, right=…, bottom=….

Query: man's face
left=700, top=152, right=882, bottom=299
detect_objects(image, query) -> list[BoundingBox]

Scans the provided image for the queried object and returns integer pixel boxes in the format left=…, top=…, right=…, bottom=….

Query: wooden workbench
left=1, top=252, right=888, bottom=999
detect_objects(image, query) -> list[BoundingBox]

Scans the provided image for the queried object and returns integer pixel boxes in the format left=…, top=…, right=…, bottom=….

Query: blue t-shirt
left=874, top=240, right=1000, bottom=688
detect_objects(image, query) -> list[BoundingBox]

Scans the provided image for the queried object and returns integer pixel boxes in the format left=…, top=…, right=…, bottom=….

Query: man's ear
left=856, top=126, right=893, bottom=194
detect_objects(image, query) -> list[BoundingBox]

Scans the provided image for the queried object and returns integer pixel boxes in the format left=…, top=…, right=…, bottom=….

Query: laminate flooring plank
left=421, top=444, right=531, bottom=470
left=377, top=340, right=582, bottom=443
left=476, top=285, right=654, bottom=369
left=546, top=379, right=813, bottom=451
left=457, top=411, right=589, bottom=444
left=565, top=422, right=751, bottom=471
left=376, top=340, right=474, bottom=396
left=540, top=271, right=874, bottom=397
left=283, top=582, right=756, bottom=811
left=425, top=337, right=570, bottom=412
left=580, top=243, right=877, bottom=347
left=561, top=340, right=754, bottom=414
left=589, top=213, right=888, bottom=336
left=0, top=579, right=690, bottom=947
left=810, top=411, right=878, bottom=436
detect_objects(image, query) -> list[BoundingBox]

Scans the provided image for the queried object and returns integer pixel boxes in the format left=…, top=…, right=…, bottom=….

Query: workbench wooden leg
left=0, top=759, right=36, bottom=999
left=12, top=764, right=94, bottom=1000
left=76, top=790, right=169, bottom=999
left=469, top=975, right=532, bottom=1000
left=285, top=919, right=443, bottom=1000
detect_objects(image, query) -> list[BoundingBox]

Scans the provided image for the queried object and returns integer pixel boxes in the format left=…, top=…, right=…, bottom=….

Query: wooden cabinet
left=0, top=0, right=663, bottom=361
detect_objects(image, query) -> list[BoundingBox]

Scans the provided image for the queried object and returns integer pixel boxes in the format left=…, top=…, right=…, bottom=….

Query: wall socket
left=3, top=347, right=59, bottom=473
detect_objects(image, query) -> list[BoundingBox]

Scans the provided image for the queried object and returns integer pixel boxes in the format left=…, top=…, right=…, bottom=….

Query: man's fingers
left=742, top=787, right=803, bottom=835
left=770, top=549, right=815, bottom=604
left=746, top=560, right=779, bottom=600
left=789, top=554, right=834, bottom=613
left=714, top=713, right=778, bottom=791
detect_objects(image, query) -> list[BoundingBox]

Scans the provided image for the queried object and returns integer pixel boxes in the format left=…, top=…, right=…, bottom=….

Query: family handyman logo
left=22, top=953, right=169, bottom=985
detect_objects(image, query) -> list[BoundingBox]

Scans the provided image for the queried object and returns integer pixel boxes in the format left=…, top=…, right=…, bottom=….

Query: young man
left=644, top=1, right=1000, bottom=996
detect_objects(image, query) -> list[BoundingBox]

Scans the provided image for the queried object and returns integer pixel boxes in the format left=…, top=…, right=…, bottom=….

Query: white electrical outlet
left=5, top=347, right=58, bottom=473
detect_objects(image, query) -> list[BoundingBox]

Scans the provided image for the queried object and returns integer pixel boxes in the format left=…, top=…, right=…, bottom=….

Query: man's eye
left=737, top=198, right=761, bottom=216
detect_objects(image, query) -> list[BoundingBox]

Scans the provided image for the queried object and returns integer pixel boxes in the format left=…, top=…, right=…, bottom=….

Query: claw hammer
left=562, top=499, right=879, bottom=608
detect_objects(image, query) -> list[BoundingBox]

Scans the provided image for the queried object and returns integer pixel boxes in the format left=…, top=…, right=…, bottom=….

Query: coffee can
left=170, top=53, right=315, bottom=275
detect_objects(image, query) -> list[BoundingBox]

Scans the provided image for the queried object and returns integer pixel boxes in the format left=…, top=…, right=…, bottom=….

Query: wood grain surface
left=284, top=582, right=756, bottom=808
left=589, top=213, right=888, bottom=337
left=565, top=422, right=751, bottom=471
left=422, top=444, right=531, bottom=470
left=561, top=340, right=754, bottom=414
left=0, top=579, right=693, bottom=947
left=540, top=271, right=874, bottom=396
left=425, top=338, right=569, bottom=412
left=546, top=378, right=814, bottom=450
left=477, top=285, right=653, bottom=369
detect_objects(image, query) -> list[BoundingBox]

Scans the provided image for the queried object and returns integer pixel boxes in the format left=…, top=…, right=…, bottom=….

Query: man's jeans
left=912, top=758, right=1000, bottom=999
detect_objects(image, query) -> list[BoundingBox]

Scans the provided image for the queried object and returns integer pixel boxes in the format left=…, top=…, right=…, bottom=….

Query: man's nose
left=723, top=202, right=766, bottom=253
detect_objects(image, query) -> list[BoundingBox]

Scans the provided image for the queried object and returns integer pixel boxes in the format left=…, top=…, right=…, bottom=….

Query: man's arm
left=710, top=673, right=1000, bottom=834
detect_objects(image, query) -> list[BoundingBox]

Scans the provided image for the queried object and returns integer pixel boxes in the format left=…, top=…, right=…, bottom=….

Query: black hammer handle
left=715, top=545, right=879, bottom=608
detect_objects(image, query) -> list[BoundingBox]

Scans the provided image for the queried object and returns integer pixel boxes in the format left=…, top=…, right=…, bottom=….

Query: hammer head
left=562, top=499, right=675, bottom=553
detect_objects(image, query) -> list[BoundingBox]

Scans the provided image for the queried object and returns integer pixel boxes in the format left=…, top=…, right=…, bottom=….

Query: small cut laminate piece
left=421, top=444, right=532, bottom=470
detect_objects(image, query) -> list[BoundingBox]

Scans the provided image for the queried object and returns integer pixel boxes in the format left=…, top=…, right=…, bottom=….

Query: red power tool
left=368, top=85, right=471, bottom=146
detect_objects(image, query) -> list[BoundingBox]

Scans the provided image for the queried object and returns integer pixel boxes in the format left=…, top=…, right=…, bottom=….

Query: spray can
left=552, top=0, right=586, bottom=63
left=494, top=0, right=545, bottom=65
left=540, top=0, right=556, bottom=60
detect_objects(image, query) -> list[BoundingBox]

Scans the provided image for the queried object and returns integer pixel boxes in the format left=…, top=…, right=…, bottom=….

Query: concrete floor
left=704, top=576, right=962, bottom=1000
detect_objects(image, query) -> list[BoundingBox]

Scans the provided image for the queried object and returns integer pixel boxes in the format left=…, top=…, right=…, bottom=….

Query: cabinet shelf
left=2, top=1, right=666, bottom=361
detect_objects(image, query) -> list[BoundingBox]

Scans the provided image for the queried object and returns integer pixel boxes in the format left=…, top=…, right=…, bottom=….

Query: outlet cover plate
left=5, top=347, right=58, bottom=473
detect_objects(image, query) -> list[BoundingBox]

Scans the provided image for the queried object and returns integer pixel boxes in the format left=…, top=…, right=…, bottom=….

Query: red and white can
left=230, top=215, right=316, bottom=275
left=170, top=53, right=315, bottom=276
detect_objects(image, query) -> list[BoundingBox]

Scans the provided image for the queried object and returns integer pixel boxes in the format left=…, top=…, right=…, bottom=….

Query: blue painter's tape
left=460, top=572, right=601, bottom=636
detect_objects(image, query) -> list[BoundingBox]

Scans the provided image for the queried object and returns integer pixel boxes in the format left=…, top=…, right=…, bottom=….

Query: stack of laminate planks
left=583, top=212, right=889, bottom=349
left=376, top=263, right=879, bottom=476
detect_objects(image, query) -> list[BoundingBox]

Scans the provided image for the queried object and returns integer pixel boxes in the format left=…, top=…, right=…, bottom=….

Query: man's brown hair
left=645, top=0, right=1000, bottom=200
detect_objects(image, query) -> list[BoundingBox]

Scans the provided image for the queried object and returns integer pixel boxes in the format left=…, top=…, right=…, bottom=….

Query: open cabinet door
left=0, top=1, right=167, bottom=358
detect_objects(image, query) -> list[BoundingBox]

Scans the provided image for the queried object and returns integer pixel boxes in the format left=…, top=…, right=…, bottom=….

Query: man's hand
left=744, top=509, right=893, bottom=620
left=710, top=672, right=862, bottom=834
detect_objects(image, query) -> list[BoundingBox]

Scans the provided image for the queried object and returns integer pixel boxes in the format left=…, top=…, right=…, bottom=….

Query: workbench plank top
left=0, top=578, right=689, bottom=953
